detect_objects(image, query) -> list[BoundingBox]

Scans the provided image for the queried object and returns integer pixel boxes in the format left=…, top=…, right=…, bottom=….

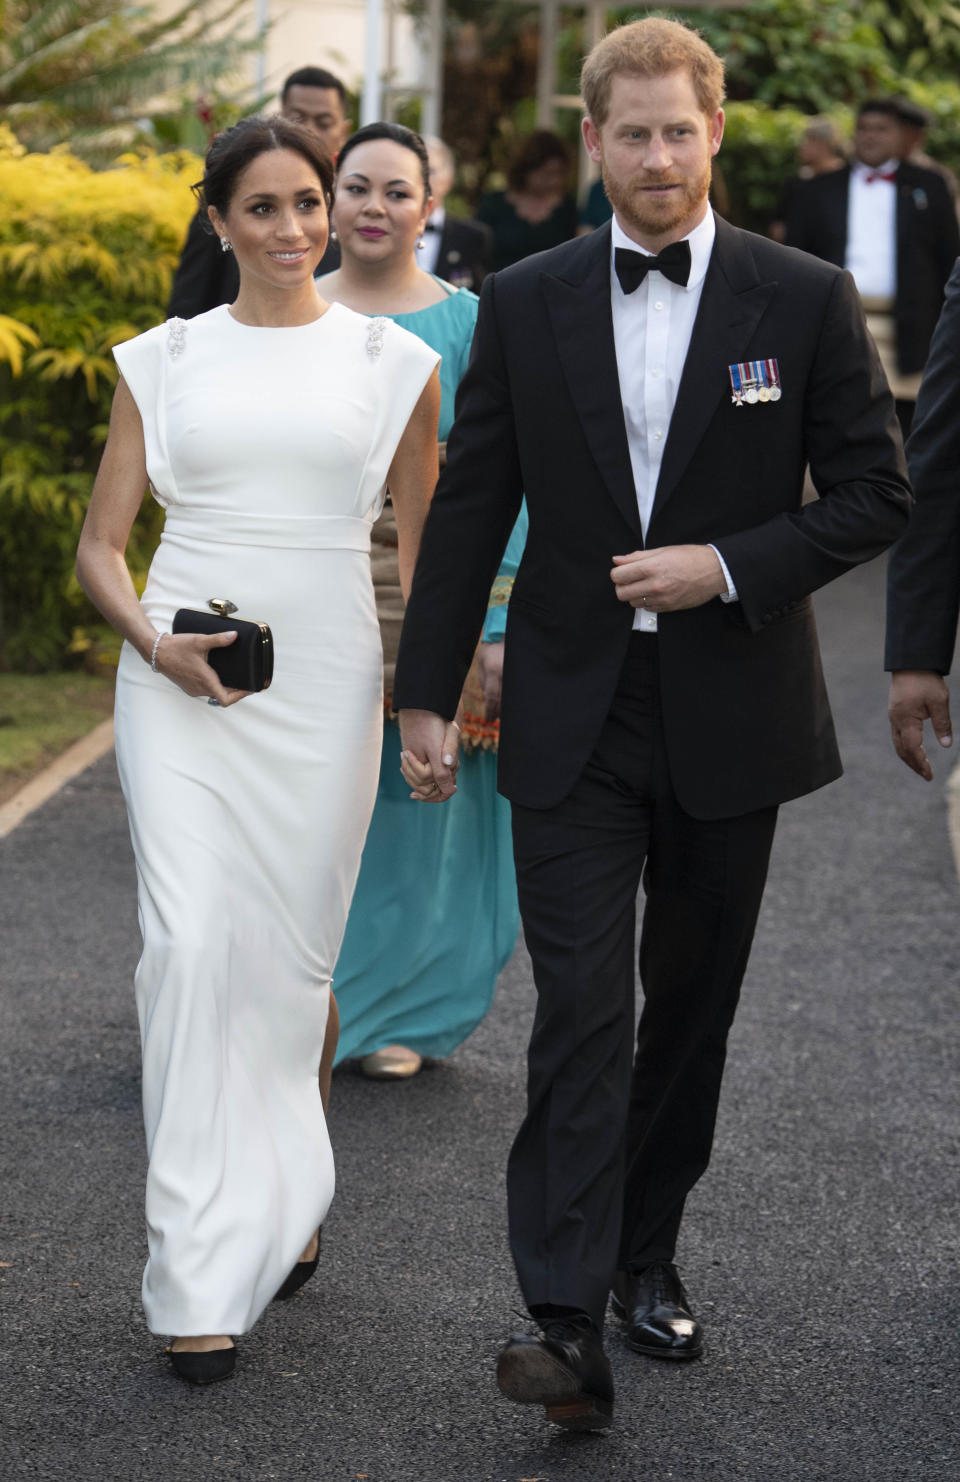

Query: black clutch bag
left=172, top=598, right=274, bottom=692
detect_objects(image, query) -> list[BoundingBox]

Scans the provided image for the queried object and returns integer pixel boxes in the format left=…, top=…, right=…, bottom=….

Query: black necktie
left=615, top=240, right=691, bottom=293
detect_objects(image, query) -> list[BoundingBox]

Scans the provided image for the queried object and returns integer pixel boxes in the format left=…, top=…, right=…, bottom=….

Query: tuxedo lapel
left=652, top=216, right=777, bottom=518
left=540, top=225, right=643, bottom=539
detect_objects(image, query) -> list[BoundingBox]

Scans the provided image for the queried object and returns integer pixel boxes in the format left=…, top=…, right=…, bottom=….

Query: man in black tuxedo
left=418, top=137, right=492, bottom=291
left=786, top=98, right=959, bottom=436
left=886, top=257, right=960, bottom=778
left=394, top=18, right=909, bottom=1431
left=167, top=66, right=349, bottom=318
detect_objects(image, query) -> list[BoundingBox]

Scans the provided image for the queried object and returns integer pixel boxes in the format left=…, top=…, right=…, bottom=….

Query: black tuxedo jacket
left=393, top=216, right=910, bottom=819
left=886, top=256, right=960, bottom=673
left=432, top=216, right=492, bottom=292
left=785, top=162, right=959, bottom=375
left=167, top=209, right=341, bottom=319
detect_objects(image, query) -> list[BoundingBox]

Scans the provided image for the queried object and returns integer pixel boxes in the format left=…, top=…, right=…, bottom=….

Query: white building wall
left=249, top=1, right=422, bottom=108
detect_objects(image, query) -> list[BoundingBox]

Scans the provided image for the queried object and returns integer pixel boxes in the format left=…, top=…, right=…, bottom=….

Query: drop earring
left=220, top=237, right=232, bottom=253
left=416, top=236, right=424, bottom=250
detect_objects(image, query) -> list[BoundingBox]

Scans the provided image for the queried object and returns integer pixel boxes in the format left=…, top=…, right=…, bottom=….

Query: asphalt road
left=1, top=555, right=957, bottom=1482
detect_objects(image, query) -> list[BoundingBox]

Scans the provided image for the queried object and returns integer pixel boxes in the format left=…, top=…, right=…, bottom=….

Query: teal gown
left=332, top=281, right=526, bottom=1062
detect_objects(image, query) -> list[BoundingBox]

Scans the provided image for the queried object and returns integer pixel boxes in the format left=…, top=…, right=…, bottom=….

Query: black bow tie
left=615, top=240, right=691, bottom=293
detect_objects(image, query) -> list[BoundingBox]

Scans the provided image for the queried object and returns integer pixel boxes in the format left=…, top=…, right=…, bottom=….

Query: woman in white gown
left=76, top=117, right=444, bottom=1383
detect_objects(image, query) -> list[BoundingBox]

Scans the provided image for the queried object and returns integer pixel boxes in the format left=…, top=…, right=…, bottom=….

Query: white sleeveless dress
left=112, top=303, right=439, bottom=1336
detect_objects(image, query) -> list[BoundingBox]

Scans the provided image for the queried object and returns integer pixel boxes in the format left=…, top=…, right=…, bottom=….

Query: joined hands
left=399, top=709, right=461, bottom=802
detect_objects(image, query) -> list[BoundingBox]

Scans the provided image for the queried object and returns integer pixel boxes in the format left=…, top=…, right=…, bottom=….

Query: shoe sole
left=496, top=1347, right=613, bottom=1431
left=610, top=1294, right=702, bottom=1361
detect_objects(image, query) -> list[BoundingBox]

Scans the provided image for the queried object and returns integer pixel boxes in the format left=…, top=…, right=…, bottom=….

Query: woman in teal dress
left=320, top=122, right=525, bottom=1078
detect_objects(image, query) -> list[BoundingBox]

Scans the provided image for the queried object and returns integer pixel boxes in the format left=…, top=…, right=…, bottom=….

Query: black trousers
left=508, top=635, right=778, bottom=1330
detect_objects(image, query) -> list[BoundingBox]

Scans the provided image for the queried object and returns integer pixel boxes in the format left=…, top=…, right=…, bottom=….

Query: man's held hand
left=888, top=669, right=953, bottom=781
left=611, top=544, right=727, bottom=611
left=398, top=708, right=459, bottom=802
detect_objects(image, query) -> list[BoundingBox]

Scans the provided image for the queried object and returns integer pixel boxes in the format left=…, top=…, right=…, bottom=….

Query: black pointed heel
left=168, top=1343, right=236, bottom=1385
left=273, top=1227, right=322, bottom=1302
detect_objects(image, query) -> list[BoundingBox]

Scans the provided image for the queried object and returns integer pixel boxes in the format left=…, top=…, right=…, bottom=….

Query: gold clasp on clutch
left=208, top=597, right=238, bottom=618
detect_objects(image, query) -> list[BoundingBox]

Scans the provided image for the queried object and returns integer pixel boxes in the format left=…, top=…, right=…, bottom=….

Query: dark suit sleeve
left=715, top=269, right=910, bottom=630
left=167, top=210, right=236, bottom=319
left=886, top=257, right=960, bottom=672
left=393, top=273, right=523, bottom=718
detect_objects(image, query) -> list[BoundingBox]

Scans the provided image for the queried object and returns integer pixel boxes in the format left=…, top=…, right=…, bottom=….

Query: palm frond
left=0, top=15, right=128, bottom=98
left=1, top=0, right=262, bottom=157
left=135, top=0, right=254, bottom=52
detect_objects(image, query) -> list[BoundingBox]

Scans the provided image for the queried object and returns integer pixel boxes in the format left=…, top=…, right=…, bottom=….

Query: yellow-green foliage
left=0, top=125, right=199, bottom=670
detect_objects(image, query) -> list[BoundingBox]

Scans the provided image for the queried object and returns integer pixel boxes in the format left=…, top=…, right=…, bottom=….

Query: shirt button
left=654, top=429, right=663, bottom=440
left=654, top=301, right=664, bottom=311
left=651, top=368, right=661, bottom=379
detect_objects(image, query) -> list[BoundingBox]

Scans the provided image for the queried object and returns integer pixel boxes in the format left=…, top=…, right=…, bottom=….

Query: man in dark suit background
left=167, top=66, right=349, bottom=318
left=786, top=98, right=959, bottom=436
left=886, top=257, right=960, bottom=778
left=393, top=17, right=909, bottom=1431
left=418, top=136, right=492, bottom=291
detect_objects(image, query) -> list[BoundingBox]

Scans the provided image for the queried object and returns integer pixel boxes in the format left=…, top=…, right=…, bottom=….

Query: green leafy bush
left=719, top=102, right=836, bottom=232
left=0, top=126, right=199, bottom=671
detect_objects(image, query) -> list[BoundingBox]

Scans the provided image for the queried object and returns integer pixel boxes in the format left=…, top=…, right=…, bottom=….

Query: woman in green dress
left=320, top=123, right=525, bottom=1078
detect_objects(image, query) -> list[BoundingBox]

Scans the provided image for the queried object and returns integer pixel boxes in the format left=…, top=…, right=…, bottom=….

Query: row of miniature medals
left=729, top=357, right=782, bottom=406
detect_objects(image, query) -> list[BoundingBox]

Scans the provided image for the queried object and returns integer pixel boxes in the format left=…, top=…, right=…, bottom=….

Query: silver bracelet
left=149, top=632, right=166, bottom=672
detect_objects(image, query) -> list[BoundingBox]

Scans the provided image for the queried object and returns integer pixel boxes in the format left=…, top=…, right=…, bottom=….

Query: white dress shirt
left=845, top=159, right=898, bottom=300
left=415, top=208, right=445, bottom=276
left=610, top=208, right=735, bottom=631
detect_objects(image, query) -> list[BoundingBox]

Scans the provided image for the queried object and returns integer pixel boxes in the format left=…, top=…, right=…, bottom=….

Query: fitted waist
left=161, top=506, right=373, bottom=552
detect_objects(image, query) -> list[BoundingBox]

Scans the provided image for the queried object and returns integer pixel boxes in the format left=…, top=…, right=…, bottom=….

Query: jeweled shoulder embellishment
left=366, top=316, right=387, bottom=361
left=167, top=317, right=187, bottom=358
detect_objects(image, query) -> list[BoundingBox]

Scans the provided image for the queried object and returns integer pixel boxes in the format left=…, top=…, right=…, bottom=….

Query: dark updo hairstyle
left=506, top=129, right=570, bottom=193
left=335, top=121, right=431, bottom=199
left=193, top=116, right=335, bottom=223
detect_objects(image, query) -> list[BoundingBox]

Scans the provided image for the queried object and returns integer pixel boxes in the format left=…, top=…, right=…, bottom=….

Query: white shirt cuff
left=709, top=544, right=738, bottom=603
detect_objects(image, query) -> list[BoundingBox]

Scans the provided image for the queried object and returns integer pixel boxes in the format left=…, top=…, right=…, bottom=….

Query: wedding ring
left=208, top=698, right=221, bottom=707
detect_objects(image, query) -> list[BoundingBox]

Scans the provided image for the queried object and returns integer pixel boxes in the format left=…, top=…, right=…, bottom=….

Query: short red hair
left=581, top=17, right=725, bottom=125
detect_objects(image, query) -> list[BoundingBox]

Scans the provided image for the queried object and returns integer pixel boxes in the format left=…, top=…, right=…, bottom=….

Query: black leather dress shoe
left=168, top=1342, right=236, bottom=1385
left=611, top=1261, right=702, bottom=1360
left=495, top=1316, right=614, bottom=1430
